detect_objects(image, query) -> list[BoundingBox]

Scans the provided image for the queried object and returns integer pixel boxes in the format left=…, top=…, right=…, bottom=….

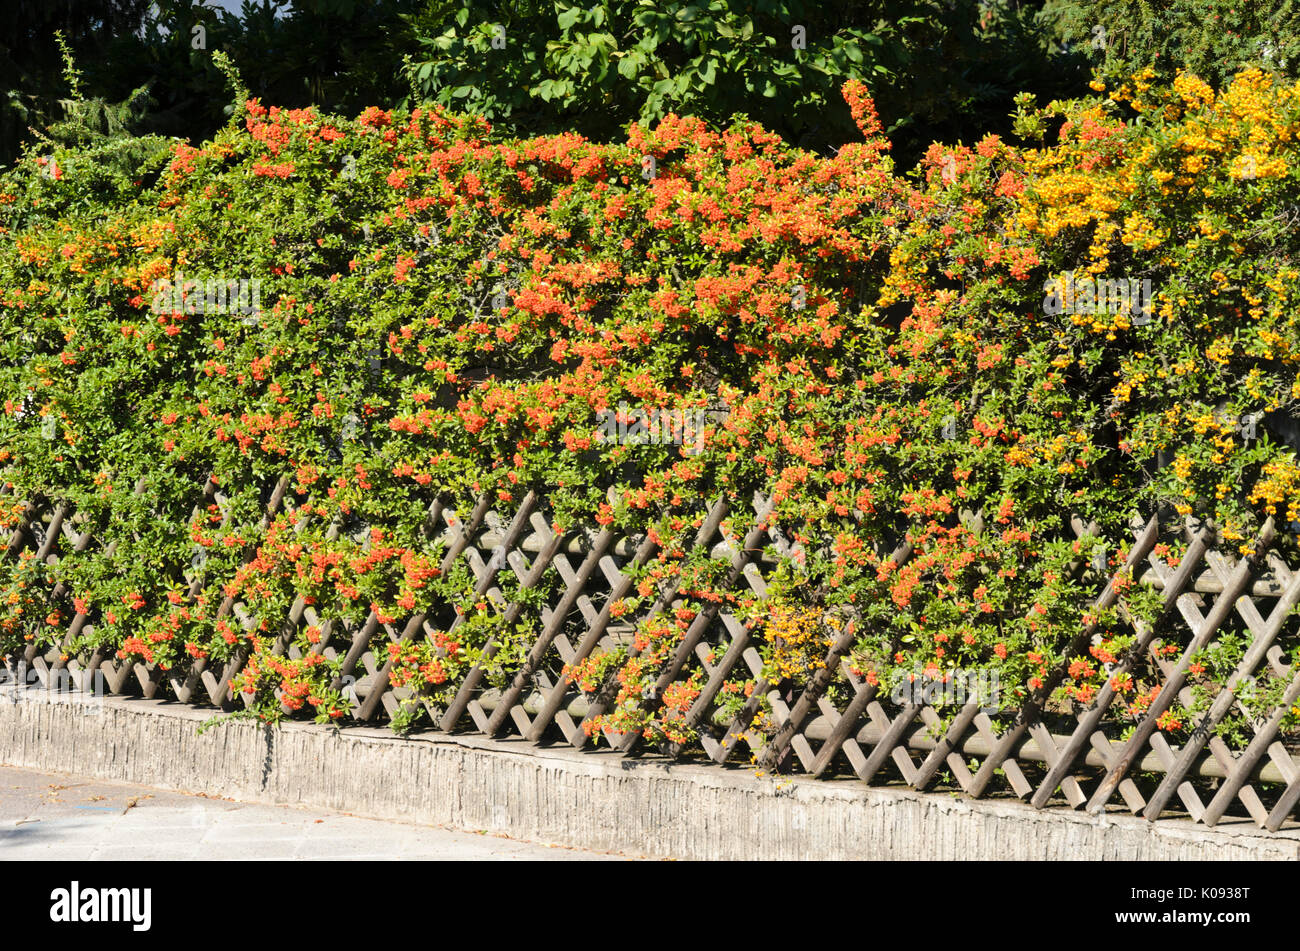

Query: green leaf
left=618, top=54, right=642, bottom=79
left=557, top=6, right=581, bottom=31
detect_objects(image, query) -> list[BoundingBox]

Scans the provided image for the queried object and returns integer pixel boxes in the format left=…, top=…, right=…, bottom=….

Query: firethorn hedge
left=0, top=68, right=1297, bottom=747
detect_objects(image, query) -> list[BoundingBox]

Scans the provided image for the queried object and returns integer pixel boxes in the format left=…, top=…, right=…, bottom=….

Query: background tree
left=0, top=0, right=421, bottom=165
left=13, top=0, right=1300, bottom=174
left=0, top=0, right=155, bottom=166
left=1042, top=0, right=1300, bottom=87
left=402, top=0, right=1090, bottom=164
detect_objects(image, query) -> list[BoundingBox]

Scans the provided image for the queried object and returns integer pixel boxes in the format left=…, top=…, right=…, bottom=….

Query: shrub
left=0, top=68, right=1296, bottom=747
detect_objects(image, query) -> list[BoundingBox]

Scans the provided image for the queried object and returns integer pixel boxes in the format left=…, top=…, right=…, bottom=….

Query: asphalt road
left=0, top=765, right=633, bottom=860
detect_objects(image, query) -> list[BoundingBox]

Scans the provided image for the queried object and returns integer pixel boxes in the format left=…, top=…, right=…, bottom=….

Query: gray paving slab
left=0, top=765, right=636, bottom=860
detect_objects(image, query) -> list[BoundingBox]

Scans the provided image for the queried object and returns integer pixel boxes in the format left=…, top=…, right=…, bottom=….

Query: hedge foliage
left=0, top=68, right=1298, bottom=744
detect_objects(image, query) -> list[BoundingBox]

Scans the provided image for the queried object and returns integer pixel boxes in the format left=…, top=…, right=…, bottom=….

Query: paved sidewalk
left=0, top=765, right=634, bottom=860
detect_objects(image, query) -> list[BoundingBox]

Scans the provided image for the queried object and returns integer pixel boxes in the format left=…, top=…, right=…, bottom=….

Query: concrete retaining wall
left=2, top=686, right=1297, bottom=860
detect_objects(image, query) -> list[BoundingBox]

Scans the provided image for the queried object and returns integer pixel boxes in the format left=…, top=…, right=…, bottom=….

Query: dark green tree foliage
left=1045, top=0, right=1300, bottom=85
left=404, top=0, right=1088, bottom=162
left=1, top=0, right=422, bottom=165
left=3, top=1, right=1088, bottom=169
left=0, top=0, right=155, bottom=166
left=18, top=1, right=1300, bottom=174
left=86, top=0, right=421, bottom=144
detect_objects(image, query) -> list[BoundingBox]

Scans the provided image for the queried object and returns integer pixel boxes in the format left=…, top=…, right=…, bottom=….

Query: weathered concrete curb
left=2, top=687, right=1298, bottom=859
